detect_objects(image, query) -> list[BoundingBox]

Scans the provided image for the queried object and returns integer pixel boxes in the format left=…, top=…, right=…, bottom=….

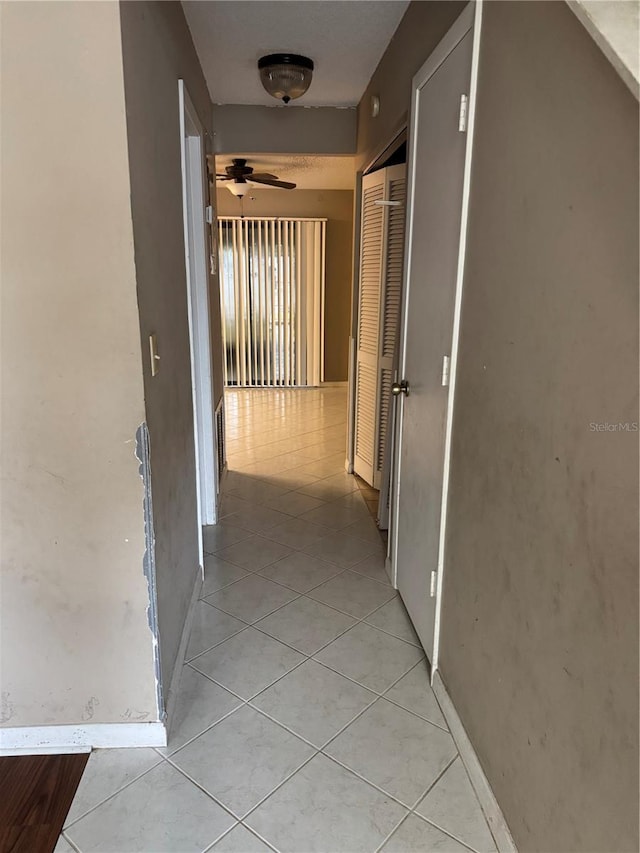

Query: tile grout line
left=239, top=748, right=413, bottom=837
left=247, top=685, right=381, bottom=753
left=186, top=570, right=428, bottom=717
left=202, top=821, right=281, bottom=853
left=63, top=751, right=168, bottom=834
left=414, top=813, right=486, bottom=853
left=236, top=822, right=281, bottom=853
left=205, top=539, right=389, bottom=591
left=373, top=810, right=417, bottom=853
left=180, top=627, right=437, bottom=775
left=161, top=753, right=251, bottom=825
left=184, top=611, right=439, bottom=747
left=60, top=830, right=82, bottom=853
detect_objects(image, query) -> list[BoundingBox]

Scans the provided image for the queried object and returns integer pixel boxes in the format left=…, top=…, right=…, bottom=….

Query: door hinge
left=210, top=253, right=216, bottom=275
left=441, top=355, right=450, bottom=387
left=205, top=205, right=213, bottom=224
left=430, top=570, right=438, bottom=597
left=458, top=94, right=468, bottom=133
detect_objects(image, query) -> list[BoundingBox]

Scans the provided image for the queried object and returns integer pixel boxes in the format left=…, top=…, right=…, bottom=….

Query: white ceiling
left=216, top=154, right=356, bottom=190
left=182, top=1, right=410, bottom=107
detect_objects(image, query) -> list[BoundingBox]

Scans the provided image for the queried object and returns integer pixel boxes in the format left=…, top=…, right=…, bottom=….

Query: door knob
left=391, top=380, right=409, bottom=397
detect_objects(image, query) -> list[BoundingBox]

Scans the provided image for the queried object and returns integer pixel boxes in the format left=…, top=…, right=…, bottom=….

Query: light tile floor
left=58, top=388, right=497, bottom=853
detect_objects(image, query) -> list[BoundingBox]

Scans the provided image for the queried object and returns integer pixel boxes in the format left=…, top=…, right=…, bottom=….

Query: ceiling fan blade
left=215, top=175, right=233, bottom=181
left=250, top=177, right=296, bottom=190
left=249, top=173, right=279, bottom=181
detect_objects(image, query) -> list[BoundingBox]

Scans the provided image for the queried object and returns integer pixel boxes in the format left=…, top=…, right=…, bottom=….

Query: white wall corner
left=432, top=670, right=519, bottom=853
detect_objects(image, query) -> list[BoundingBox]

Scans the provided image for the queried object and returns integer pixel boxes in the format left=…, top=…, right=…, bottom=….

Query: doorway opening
left=209, top=154, right=388, bottom=558
left=348, top=131, right=408, bottom=538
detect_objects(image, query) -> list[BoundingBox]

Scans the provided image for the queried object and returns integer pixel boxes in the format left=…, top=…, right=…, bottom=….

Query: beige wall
left=217, top=189, right=354, bottom=382
left=119, top=1, right=222, bottom=706
left=0, top=1, right=158, bottom=727
left=440, top=3, right=638, bottom=852
left=356, top=1, right=465, bottom=170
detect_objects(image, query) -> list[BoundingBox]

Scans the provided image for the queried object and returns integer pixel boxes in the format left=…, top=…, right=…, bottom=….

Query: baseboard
left=0, top=722, right=167, bottom=756
left=218, top=462, right=229, bottom=493
left=321, top=381, right=348, bottom=387
left=163, top=562, right=203, bottom=734
left=432, top=670, right=518, bottom=853
left=384, top=556, right=396, bottom=588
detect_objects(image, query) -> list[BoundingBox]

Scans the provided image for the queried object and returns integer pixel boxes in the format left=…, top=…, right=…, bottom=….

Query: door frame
left=179, top=81, right=217, bottom=566
left=389, top=0, right=483, bottom=674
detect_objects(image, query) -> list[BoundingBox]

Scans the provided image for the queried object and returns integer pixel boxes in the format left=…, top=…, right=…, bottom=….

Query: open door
left=377, top=167, right=406, bottom=524
left=353, top=165, right=406, bottom=491
left=391, top=2, right=481, bottom=671
left=179, top=81, right=216, bottom=561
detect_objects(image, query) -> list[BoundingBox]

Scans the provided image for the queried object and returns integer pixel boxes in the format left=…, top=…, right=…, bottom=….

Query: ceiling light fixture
left=227, top=181, right=250, bottom=197
left=258, top=54, right=314, bottom=104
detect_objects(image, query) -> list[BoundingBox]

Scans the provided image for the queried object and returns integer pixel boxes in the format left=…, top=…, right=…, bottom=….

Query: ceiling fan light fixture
left=258, top=53, right=314, bottom=104
left=227, top=181, right=250, bottom=197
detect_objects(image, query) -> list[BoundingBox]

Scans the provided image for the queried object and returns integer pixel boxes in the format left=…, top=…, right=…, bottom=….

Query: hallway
left=58, top=388, right=497, bottom=853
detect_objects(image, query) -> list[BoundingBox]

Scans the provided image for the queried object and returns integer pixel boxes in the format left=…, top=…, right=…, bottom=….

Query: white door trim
left=390, top=1, right=483, bottom=675
left=179, top=81, right=216, bottom=554
left=431, top=0, right=483, bottom=672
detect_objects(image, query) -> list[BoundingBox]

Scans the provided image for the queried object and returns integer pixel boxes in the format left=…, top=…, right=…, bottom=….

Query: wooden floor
left=0, top=754, right=88, bottom=853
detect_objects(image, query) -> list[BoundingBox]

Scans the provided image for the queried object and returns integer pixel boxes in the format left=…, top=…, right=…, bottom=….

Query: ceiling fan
left=214, top=158, right=296, bottom=196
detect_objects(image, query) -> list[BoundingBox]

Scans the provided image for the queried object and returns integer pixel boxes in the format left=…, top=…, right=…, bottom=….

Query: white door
left=377, top=166, right=406, bottom=517
left=354, top=166, right=407, bottom=490
left=353, top=170, right=385, bottom=486
left=392, top=5, right=478, bottom=666
left=179, top=81, right=216, bottom=549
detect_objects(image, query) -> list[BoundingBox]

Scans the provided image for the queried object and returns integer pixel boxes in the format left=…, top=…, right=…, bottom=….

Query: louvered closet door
left=353, top=171, right=385, bottom=485
left=374, top=165, right=406, bottom=489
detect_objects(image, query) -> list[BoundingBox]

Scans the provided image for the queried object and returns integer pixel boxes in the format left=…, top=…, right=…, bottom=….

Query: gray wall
left=356, top=1, right=465, bottom=170
left=119, top=1, right=222, bottom=705
left=213, top=105, right=357, bottom=155
left=217, top=189, right=354, bottom=382
left=440, top=3, right=639, bottom=852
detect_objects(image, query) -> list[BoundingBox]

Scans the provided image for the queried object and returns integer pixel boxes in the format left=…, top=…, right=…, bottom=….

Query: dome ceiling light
left=258, top=54, right=314, bottom=104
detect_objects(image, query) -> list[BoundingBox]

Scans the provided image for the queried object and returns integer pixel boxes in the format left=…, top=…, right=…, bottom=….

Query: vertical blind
left=218, top=217, right=326, bottom=387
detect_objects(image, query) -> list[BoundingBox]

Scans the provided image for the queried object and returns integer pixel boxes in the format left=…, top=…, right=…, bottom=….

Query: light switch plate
left=149, top=334, right=160, bottom=377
